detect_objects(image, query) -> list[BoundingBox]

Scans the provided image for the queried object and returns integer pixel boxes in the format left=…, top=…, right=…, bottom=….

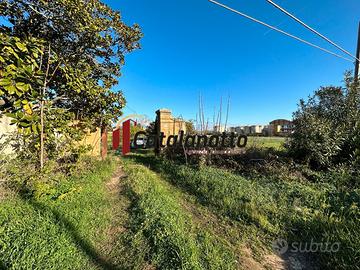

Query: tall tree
left=0, top=0, right=142, bottom=166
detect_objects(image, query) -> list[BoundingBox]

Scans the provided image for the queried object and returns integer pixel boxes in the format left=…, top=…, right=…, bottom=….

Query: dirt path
left=105, top=165, right=128, bottom=234
left=96, top=164, right=131, bottom=268
left=104, top=161, right=317, bottom=270
left=104, top=163, right=158, bottom=270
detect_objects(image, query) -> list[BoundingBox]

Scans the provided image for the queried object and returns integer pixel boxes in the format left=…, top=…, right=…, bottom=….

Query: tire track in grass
left=100, top=162, right=156, bottom=270
left=100, top=165, right=132, bottom=268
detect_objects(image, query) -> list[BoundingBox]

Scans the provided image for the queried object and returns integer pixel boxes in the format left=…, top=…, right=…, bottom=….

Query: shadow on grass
left=18, top=195, right=122, bottom=270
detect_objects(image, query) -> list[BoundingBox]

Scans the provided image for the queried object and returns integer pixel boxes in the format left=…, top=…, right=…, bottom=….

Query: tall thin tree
left=40, top=43, right=51, bottom=169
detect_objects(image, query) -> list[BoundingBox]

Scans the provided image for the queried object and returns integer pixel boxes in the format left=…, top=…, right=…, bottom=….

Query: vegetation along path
left=2, top=154, right=356, bottom=269
left=122, top=154, right=319, bottom=270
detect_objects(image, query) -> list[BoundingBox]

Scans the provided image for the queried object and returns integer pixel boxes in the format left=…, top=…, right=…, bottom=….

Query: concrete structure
left=70, top=121, right=102, bottom=157
left=82, top=128, right=102, bottom=157
left=0, top=116, right=103, bottom=157
left=0, top=115, right=17, bottom=155
left=156, top=109, right=187, bottom=138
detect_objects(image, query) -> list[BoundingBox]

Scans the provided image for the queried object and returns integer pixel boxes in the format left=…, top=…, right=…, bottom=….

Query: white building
left=228, top=125, right=266, bottom=135
left=213, top=125, right=225, bottom=133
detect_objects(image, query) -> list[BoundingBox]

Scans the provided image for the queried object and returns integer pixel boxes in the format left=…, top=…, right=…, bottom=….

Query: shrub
left=288, top=73, right=360, bottom=169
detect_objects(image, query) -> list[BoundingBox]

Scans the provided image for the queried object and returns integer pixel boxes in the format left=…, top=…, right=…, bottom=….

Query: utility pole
left=355, top=22, right=360, bottom=81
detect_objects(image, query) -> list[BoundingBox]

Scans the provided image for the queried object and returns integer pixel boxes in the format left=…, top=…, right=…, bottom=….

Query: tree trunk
left=40, top=44, right=51, bottom=169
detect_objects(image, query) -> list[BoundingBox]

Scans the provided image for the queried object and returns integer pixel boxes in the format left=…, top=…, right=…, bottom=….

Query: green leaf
left=14, top=100, right=22, bottom=107
left=19, top=121, right=30, bottom=127
left=15, top=42, right=27, bottom=52
left=32, top=123, right=38, bottom=134
left=15, top=82, right=27, bottom=92
left=6, top=47, right=19, bottom=59
left=4, top=85, right=16, bottom=95
left=5, top=113, right=17, bottom=118
left=0, top=79, right=12, bottom=86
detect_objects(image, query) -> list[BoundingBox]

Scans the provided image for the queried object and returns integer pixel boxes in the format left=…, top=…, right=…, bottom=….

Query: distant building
left=228, top=127, right=236, bottom=133
left=269, top=119, right=293, bottom=136
left=227, top=119, right=293, bottom=137
left=250, top=125, right=266, bottom=135
left=228, top=126, right=245, bottom=134
left=227, top=125, right=266, bottom=135
left=213, top=125, right=225, bottom=133
left=261, top=125, right=271, bottom=136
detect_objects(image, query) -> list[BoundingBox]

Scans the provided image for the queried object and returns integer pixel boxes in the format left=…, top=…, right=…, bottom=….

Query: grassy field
left=246, top=136, right=286, bottom=149
left=126, top=153, right=360, bottom=270
left=1, top=152, right=359, bottom=269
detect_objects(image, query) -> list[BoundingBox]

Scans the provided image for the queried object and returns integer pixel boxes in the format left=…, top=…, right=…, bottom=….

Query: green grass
left=128, top=154, right=360, bottom=270
left=2, top=151, right=359, bottom=269
left=246, top=136, right=286, bottom=149
left=121, top=158, right=236, bottom=269
left=0, top=158, right=118, bottom=269
left=0, top=156, right=238, bottom=270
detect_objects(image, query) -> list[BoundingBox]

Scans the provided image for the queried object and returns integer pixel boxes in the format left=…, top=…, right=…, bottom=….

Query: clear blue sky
left=104, top=0, right=359, bottom=126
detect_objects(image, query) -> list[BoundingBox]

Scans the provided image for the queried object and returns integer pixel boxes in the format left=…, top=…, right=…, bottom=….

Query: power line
left=208, top=0, right=353, bottom=62
left=266, top=0, right=360, bottom=62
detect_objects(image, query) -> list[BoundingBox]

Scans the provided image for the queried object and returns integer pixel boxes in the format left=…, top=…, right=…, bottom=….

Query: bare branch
left=224, top=95, right=230, bottom=131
